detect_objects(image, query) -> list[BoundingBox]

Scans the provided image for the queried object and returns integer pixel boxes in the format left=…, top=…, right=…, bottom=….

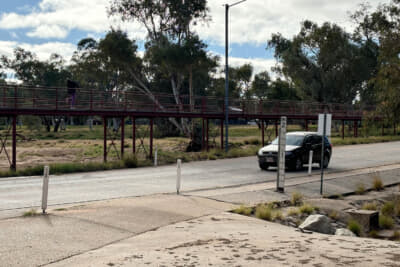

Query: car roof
left=287, top=131, right=317, bottom=136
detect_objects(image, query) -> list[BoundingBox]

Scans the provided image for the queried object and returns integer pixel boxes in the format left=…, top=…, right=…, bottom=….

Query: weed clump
left=372, top=174, right=384, bottom=191
left=299, top=204, right=314, bottom=215
left=123, top=155, right=138, bottom=168
left=348, top=220, right=362, bottom=236
left=255, top=204, right=273, bottom=221
left=290, top=192, right=303, bottom=206
left=233, top=205, right=252, bottom=216
left=362, top=202, right=378, bottom=211
left=355, top=183, right=366, bottom=195
left=23, top=208, right=39, bottom=217
left=379, top=215, right=394, bottom=229
left=381, top=201, right=395, bottom=217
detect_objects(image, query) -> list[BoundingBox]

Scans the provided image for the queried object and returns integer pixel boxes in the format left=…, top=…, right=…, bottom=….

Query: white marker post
left=176, top=159, right=182, bottom=194
left=308, top=150, right=313, bottom=176
left=154, top=145, right=158, bottom=167
left=276, top=116, right=287, bottom=192
left=318, top=113, right=332, bottom=195
left=41, top=166, right=50, bottom=214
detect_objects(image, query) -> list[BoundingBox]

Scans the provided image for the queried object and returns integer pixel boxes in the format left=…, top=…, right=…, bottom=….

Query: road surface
left=0, top=141, right=399, bottom=212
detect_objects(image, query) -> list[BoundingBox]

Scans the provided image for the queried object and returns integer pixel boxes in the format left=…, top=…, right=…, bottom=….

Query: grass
left=23, top=208, right=39, bottom=217
left=381, top=201, right=395, bottom=217
left=299, top=204, right=314, bottom=215
left=379, top=215, right=394, bottom=229
left=355, top=183, right=366, bottom=195
left=290, top=192, right=303, bottom=206
left=233, top=205, right=252, bottom=216
left=392, top=231, right=400, bottom=241
left=372, top=174, right=384, bottom=191
left=273, top=210, right=284, bottom=220
left=287, top=208, right=300, bottom=216
left=362, top=202, right=378, bottom=211
left=255, top=204, right=273, bottom=221
left=328, top=211, right=339, bottom=220
left=348, top=220, right=362, bottom=236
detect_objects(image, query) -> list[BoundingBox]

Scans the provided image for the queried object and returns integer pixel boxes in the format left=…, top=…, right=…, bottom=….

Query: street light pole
left=225, top=0, right=246, bottom=153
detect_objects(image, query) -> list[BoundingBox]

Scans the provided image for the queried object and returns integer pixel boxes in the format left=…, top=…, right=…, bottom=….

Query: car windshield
left=271, top=135, right=304, bottom=146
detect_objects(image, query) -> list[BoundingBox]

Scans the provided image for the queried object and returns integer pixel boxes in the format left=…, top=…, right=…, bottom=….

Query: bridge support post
left=121, top=117, right=125, bottom=158
left=132, top=117, right=136, bottom=154
left=150, top=118, right=153, bottom=159
left=305, top=119, right=308, bottom=131
left=382, top=121, right=384, bottom=136
left=394, top=123, right=397, bottom=136
left=354, top=120, right=358, bottom=138
left=342, top=120, right=345, bottom=139
left=103, top=117, right=107, bottom=163
left=275, top=120, right=278, bottom=137
left=220, top=119, right=224, bottom=150
left=202, top=118, right=205, bottom=150
left=206, top=119, right=209, bottom=152
left=11, top=115, right=16, bottom=171
left=261, top=119, right=265, bottom=147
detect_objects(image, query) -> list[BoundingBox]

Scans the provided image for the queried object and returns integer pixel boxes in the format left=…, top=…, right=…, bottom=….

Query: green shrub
left=392, top=231, right=400, bottom=241
left=233, top=205, right=252, bottom=216
left=123, top=154, right=138, bottom=168
left=329, top=211, right=339, bottom=220
left=23, top=208, right=39, bottom=217
left=348, top=220, right=362, bottom=236
left=290, top=192, right=303, bottom=206
left=355, top=183, right=366, bottom=195
left=273, top=210, right=284, bottom=220
left=369, top=230, right=379, bottom=238
left=381, top=201, right=395, bottom=216
left=372, top=175, right=384, bottom=191
left=299, top=204, right=314, bottom=215
left=379, top=215, right=394, bottom=229
left=287, top=208, right=300, bottom=216
left=362, top=202, right=378, bottom=211
left=255, top=204, right=273, bottom=221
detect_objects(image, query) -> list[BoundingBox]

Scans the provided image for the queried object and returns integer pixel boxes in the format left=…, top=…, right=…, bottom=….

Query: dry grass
left=372, top=173, right=384, bottom=191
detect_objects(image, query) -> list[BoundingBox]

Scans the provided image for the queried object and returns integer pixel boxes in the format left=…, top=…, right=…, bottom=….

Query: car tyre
left=259, top=163, right=269, bottom=171
left=319, top=154, right=330, bottom=169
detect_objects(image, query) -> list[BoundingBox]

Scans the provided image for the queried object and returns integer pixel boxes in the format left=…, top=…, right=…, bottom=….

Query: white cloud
left=0, top=41, right=75, bottom=62
left=27, top=25, right=68, bottom=39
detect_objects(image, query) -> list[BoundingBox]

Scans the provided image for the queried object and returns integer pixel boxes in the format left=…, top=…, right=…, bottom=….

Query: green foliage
left=372, top=175, right=384, bottom=191
left=362, top=202, right=378, bottom=211
left=348, top=220, right=362, bottom=236
left=255, top=204, right=273, bottom=221
left=381, top=201, right=395, bottom=217
left=299, top=204, right=314, bottom=215
left=379, top=215, right=394, bottom=229
left=233, top=205, right=252, bottom=216
left=288, top=208, right=300, bottom=216
left=123, top=154, right=138, bottom=168
left=355, top=183, right=366, bottom=195
left=23, top=208, right=39, bottom=217
left=328, top=211, right=339, bottom=220
left=290, top=192, right=303, bottom=206
left=273, top=210, right=284, bottom=221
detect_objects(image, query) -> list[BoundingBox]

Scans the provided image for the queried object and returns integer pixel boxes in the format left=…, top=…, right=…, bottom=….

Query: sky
left=0, top=0, right=390, bottom=80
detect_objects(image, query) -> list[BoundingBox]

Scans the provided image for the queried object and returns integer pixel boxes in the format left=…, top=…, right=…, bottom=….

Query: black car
left=257, top=131, right=332, bottom=171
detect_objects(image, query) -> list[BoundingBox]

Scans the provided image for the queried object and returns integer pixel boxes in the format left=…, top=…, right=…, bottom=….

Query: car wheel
left=259, top=163, right=269, bottom=171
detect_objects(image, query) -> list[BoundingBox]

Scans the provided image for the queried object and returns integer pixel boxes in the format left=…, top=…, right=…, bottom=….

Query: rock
left=376, top=230, right=396, bottom=239
left=299, top=215, right=334, bottom=235
left=335, top=228, right=356, bottom=237
left=346, top=209, right=379, bottom=232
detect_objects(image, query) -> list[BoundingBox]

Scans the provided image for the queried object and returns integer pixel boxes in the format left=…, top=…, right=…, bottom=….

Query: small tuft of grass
left=290, top=191, right=303, bottom=206
left=369, top=230, right=379, bottom=238
left=362, top=202, right=378, bottom=211
left=392, top=231, right=400, bottom=241
left=23, top=208, right=39, bottom=217
left=329, top=211, right=339, bottom=220
left=372, top=174, right=384, bottom=191
left=287, top=208, right=300, bottom=217
left=233, top=205, right=252, bottom=216
left=348, top=220, right=362, bottom=236
left=54, top=208, right=67, bottom=211
left=255, top=204, right=273, bottom=221
left=122, top=154, right=138, bottom=168
left=299, top=204, right=314, bottom=215
left=355, top=183, right=366, bottom=195
left=273, top=210, right=284, bottom=221
left=379, top=215, right=394, bottom=229
left=381, top=201, right=395, bottom=217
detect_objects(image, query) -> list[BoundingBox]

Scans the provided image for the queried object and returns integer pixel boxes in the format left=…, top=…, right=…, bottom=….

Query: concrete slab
left=49, top=213, right=400, bottom=267
left=205, top=190, right=289, bottom=205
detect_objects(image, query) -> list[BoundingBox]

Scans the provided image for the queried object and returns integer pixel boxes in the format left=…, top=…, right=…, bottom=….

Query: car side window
left=312, top=136, right=322, bottom=145
left=304, top=136, right=312, bottom=145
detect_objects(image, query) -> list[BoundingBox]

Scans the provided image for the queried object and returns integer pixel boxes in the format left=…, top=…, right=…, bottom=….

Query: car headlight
left=258, top=149, right=263, bottom=156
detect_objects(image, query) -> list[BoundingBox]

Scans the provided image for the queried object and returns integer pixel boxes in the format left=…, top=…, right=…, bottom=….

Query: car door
left=311, top=135, right=322, bottom=162
left=302, top=135, right=313, bottom=163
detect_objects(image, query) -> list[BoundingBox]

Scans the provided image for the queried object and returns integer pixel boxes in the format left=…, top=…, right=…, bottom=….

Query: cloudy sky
left=0, top=0, right=390, bottom=77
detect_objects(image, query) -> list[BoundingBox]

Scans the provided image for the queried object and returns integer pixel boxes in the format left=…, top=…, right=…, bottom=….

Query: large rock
left=299, top=215, right=334, bottom=234
left=335, top=228, right=356, bottom=237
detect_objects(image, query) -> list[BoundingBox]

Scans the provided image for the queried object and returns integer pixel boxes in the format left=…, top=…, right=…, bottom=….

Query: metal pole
left=202, top=118, right=205, bottom=150
left=342, top=120, right=345, bottom=139
left=206, top=119, right=209, bottom=152
left=41, top=166, right=50, bottom=214
left=224, top=4, right=230, bottom=153
left=320, top=113, right=327, bottom=195
left=11, top=115, right=16, bottom=171
left=121, top=117, right=125, bottom=158
left=176, top=159, right=182, bottom=194
left=308, top=150, right=313, bottom=176
left=220, top=119, right=224, bottom=150
left=103, top=117, right=107, bottom=163
left=261, top=119, right=265, bottom=146
left=150, top=118, right=153, bottom=159
left=132, top=117, right=136, bottom=154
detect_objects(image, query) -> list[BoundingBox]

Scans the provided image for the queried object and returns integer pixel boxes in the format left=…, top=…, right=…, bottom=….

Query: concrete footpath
left=1, top=165, right=400, bottom=266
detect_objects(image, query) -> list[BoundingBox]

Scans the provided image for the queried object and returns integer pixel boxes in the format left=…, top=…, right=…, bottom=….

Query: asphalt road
left=0, top=141, right=399, bottom=211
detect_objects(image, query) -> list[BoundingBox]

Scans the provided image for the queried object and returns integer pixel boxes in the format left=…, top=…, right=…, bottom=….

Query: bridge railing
left=0, top=84, right=367, bottom=117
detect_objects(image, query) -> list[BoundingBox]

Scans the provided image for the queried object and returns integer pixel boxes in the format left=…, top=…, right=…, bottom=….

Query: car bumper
left=258, top=154, right=296, bottom=166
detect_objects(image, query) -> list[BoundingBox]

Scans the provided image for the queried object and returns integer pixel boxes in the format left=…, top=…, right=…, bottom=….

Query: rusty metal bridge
left=0, top=84, right=375, bottom=170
